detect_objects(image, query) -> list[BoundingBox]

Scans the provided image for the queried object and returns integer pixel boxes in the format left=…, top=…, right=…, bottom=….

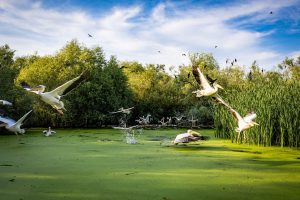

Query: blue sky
left=0, top=0, right=299, bottom=71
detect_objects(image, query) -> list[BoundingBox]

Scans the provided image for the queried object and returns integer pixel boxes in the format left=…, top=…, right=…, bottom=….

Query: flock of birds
left=1, top=57, right=259, bottom=144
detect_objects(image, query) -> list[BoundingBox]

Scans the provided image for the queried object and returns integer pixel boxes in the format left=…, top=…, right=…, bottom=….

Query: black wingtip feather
left=61, top=70, right=90, bottom=96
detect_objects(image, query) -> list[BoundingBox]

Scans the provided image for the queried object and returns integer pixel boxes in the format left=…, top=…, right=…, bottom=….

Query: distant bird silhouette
left=88, top=34, right=93, bottom=38
left=226, top=59, right=229, bottom=64
left=234, top=58, right=237, bottom=63
left=214, top=45, right=218, bottom=48
left=270, top=11, right=273, bottom=14
left=182, top=53, right=186, bottom=56
left=231, top=61, right=234, bottom=66
left=158, top=50, right=161, bottom=53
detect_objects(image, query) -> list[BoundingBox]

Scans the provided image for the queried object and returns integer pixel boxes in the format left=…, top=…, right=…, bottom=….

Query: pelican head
left=213, top=82, right=224, bottom=90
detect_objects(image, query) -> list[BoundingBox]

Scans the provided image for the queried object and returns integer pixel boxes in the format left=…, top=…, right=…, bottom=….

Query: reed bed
left=214, top=70, right=300, bottom=147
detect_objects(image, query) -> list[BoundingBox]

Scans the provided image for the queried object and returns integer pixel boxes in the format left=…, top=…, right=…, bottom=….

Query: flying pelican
left=192, top=67, right=223, bottom=97
left=21, top=71, right=88, bottom=115
left=173, top=129, right=209, bottom=145
left=0, top=100, right=12, bottom=106
left=213, top=96, right=259, bottom=141
left=110, top=107, right=134, bottom=115
left=0, top=110, right=32, bottom=135
left=43, top=127, right=56, bottom=137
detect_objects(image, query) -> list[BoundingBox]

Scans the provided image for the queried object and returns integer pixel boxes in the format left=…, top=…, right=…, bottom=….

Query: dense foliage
left=1, top=41, right=300, bottom=147
left=214, top=60, right=300, bottom=147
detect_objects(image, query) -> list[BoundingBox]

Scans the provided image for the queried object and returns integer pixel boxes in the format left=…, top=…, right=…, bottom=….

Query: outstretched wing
left=0, top=115, right=15, bottom=127
left=110, top=110, right=122, bottom=114
left=192, top=67, right=211, bottom=89
left=13, top=110, right=32, bottom=127
left=125, top=107, right=134, bottom=111
left=212, top=95, right=242, bottom=121
left=205, top=75, right=217, bottom=85
left=49, top=70, right=89, bottom=97
left=243, top=112, right=257, bottom=123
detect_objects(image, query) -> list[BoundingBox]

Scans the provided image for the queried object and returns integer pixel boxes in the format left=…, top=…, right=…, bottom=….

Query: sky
left=0, top=0, right=300, bottom=71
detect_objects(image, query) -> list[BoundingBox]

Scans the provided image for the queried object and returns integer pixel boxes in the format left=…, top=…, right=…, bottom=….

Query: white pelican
left=110, top=107, right=134, bottom=115
left=0, top=100, right=12, bottom=106
left=173, top=129, right=209, bottom=145
left=0, top=110, right=32, bottom=135
left=135, top=114, right=151, bottom=125
left=213, top=96, right=259, bottom=141
left=43, top=127, right=56, bottom=137
left=21, top=71, right=88, bottom=114
left=192, top=67, right=223, bottom=97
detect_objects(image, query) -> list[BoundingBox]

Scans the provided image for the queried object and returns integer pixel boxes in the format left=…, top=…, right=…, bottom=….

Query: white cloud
left=0, top=0, right=299, bottom=71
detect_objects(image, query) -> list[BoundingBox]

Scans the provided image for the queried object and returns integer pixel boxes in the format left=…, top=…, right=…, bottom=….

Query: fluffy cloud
left=0, top=0, right=299, bottom=70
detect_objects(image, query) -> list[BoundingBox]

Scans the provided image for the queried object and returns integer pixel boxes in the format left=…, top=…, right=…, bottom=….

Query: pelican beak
left=217, top=84, right=224, bottom=90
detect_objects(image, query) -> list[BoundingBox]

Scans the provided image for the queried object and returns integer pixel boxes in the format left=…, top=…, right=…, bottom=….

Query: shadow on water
left=170, top=144, right=229, bottom=152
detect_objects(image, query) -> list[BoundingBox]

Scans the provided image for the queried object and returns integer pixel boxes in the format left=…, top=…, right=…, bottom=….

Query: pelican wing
left=0, top=116, right=15, bottom=127
left=13, top=110, right=32, bottom=128
left=49, top=71, right=89, bottom=97
left=212, top=95, right=243, bottom=121
left=205, top=75, right=217, bottom=85
left=110, top=110, right=122, bottom=114
left=0, top=100, right=13, bottom=106
left=192, top=67, right=211, bottom=89
left=174, top=133, right=191, bottom=143
left=243, top=112, right=257, bottom=123
left=125, top=107, right=134, bottom=111
left=0, top=122, right=6, bottom=127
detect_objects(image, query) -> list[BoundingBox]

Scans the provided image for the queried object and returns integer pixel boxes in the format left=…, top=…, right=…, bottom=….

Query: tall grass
left=214, top=69, right=300, bottom=147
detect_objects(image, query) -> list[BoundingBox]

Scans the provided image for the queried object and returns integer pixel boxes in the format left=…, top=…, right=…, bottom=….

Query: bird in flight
left=173, top=129, right=209, bottom=145
left=214, top=45, right=218, bottom=48
left=110, top=107, right=134, bottom=115
left=212, top=95, right=259, bottom=142
left=21, top=71, right=89, bottom=115
left=88, top=34, right=93, bottom=38
left=182, top=53, right=186, bottom=56
left=0, top=110, right=32, bottom=135
left=192, top=67, right=223, bottom=97
left=270, top=11, right=273, bottom=14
